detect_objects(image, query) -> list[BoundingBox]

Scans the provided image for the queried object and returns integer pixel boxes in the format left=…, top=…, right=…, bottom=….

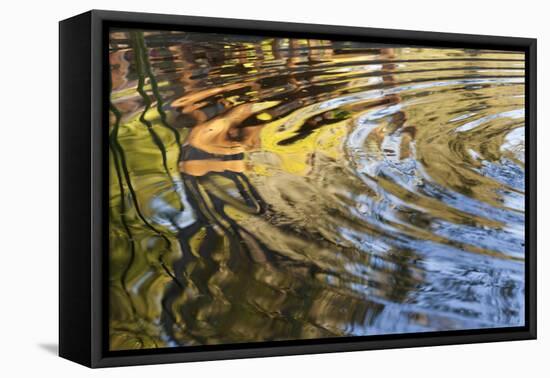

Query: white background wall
left=0, top=0, right=546, bottom=376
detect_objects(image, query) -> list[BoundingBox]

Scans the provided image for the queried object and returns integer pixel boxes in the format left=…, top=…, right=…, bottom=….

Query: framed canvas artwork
left=59, top=10, right=536, bottom=367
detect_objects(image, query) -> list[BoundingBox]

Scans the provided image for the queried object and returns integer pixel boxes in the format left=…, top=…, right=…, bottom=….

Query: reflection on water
left=108, top=29, right=525, bottom=350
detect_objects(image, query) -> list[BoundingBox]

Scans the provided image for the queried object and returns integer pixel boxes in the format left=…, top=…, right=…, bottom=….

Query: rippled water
left=108, top=29, right=525, bottom=350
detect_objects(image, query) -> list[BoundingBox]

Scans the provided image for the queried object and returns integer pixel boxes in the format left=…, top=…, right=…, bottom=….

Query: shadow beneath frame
left=38, top=343, right=58, bottom=356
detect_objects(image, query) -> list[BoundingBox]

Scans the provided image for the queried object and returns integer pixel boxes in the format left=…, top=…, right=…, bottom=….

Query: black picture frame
left=59, top=9, right=537, bottom=368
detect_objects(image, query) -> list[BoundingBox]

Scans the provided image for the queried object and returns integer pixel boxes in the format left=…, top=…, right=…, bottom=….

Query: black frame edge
left=95, top=330, right=536, bottom=368
left=59, top=11, right=93, bottom=367
left=92, top=9, right=535, bottom=48
left=527, top=38, right=537, bottom=340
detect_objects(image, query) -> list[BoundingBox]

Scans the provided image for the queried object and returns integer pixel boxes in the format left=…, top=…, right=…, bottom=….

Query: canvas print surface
left=108, top=28, right=525, bottom=351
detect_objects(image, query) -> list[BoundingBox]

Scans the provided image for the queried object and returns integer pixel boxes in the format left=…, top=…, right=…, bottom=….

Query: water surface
left=109, top=30, right=525, bottom=350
